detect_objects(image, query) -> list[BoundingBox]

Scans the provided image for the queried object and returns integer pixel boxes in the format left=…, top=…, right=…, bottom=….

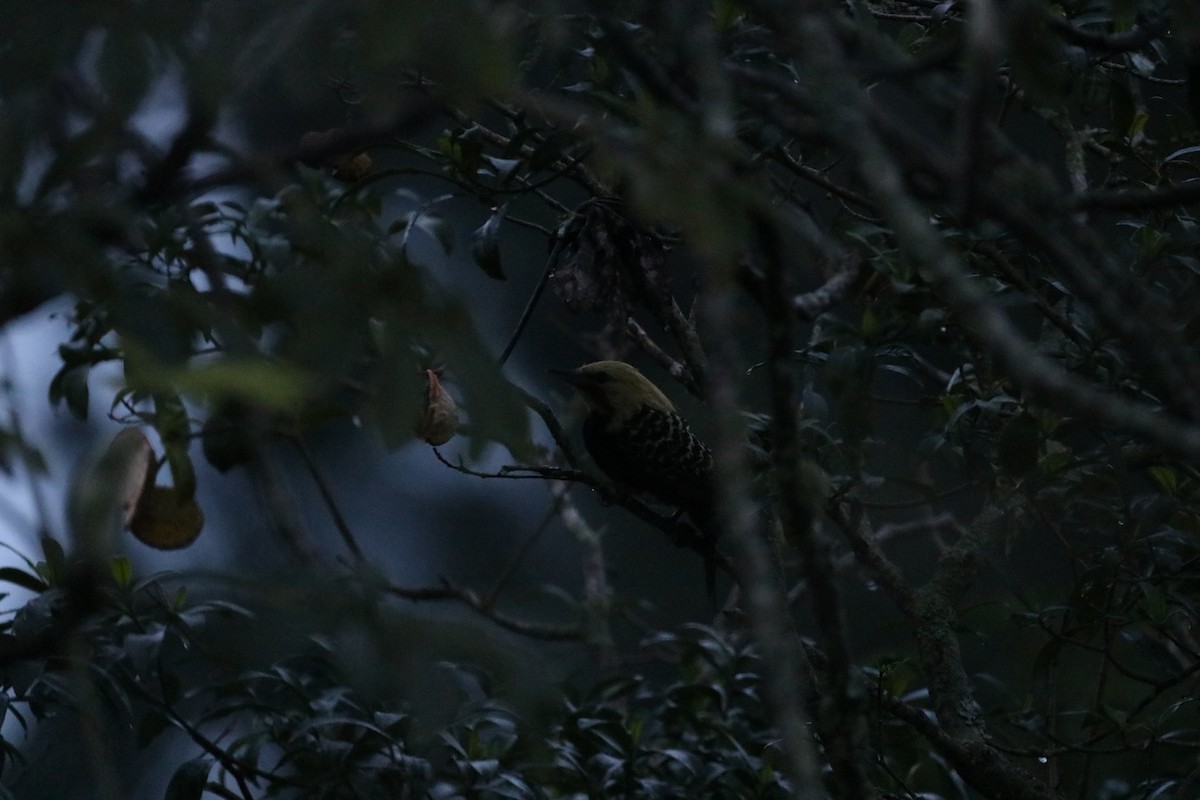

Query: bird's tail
left=703, top=534, right=718, bottom=604
left=689, top=509, right=723, bottom=605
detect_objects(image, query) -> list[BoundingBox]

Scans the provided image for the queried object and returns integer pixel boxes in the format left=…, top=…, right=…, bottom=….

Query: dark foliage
left=1, top=1, right=1199, bottom=798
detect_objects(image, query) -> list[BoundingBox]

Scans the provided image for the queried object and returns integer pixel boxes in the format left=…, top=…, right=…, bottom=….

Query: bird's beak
left=549, top=367, right=585, bottom=388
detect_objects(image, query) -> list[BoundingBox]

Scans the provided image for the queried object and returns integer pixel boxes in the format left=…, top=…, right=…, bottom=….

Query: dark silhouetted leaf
left=471, top=204, right=508, bottom=280
left=165, top=758, right=213, bottom=800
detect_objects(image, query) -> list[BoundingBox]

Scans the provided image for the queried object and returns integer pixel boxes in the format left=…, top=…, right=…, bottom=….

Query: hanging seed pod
left=129, top=487, right=205, bottom=550
left=416, top=369, right=460, bottom=446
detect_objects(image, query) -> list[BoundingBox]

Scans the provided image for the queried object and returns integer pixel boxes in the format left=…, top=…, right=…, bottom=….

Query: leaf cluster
left=3, top=1, right=1200, bottom=799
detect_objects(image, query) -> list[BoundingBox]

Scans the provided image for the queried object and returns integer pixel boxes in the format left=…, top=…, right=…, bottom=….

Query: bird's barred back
left=584, top=404, right=713, bottom=512
left=558, top=360, right=722, bottom=599
left=622, top=406, right=713, bottom=476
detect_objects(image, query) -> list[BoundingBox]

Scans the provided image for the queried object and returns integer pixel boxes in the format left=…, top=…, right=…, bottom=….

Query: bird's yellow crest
left=554, top=360, right=676, bottom=424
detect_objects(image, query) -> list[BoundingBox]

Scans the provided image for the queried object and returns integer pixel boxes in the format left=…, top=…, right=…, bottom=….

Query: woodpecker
left=552, top=360, right=721, bottom=598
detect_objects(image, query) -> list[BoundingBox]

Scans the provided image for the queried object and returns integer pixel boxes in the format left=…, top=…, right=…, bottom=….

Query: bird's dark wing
left=584, top=405, right=721, bottom=599
left=583, top=405, right=713, bottom=513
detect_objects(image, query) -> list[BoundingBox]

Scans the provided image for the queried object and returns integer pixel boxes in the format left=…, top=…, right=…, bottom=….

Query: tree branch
left=385, top=580, right=583, bottom=642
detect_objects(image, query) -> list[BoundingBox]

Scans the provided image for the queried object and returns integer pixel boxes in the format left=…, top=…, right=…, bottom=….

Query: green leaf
left=0, top=541, right=41, bottom=574
left=1164, top=144, right=1200, bottom=164
left=1030, top=637, right=1063, bottom=707
left=110, top=556, right=133, bottom=588
left=49, top=365, right=90, bottom=420
left=164, top=442, right=198, bottom=501
left=439, top=127, right=485, bottom=176
left=362, top=340, right=423, bottom=449
left=480, top=155, right=521, bottom=183
left=860, top=308, right=879, bottom=338
left=154, top=392, right=190, bottom=446
left=165, top=757, right=213, bottom=800
left=1138, top=581, right=1168, bottom=624
left=135, top=709, right=170, bottom=748
left=39, top=536, right=67, bottom=587
left=1127, top=111, right=1150, bottom=142
left=424, top=213, right=457, bottom=255
left=470, top=204, right=507, bottom=280
left=0, top=566, right=48, bottom=593
left=997, top=413, right=1040, bottom=477
left=714, top=0, right=744, bottom=29
left=200, top=404, right=257, bottom=473
left=1147, top=465, right=1178, bottom=495
left=140, top=358, right=313, bottom=411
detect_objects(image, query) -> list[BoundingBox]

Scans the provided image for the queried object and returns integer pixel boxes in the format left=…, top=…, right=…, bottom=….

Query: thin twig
left=385, top=581, right=583, bottom=641
left=765, top=146, right=877, bottom=213
left=791, top=250, right=864, bottom=320
left=548, top=480, right=615, bottom=657
left=499, top=237, right=566, bottom=366
left=248, top=449, right=318, bottom=565
left=444, top=100, right=606, bottom=195
left=975, top=241, right=1085, bottom=347
left=1096, top=59, right=1186, bottom=85
left=828, top=501, right=917, bottom=616
left=289, top=435, right=365, bottom=565
left=515, top=384, right=581, bottom=467
left=1074, top=180, right=1200, bottom=212
left=124, top=674, right=266, bottom=799
left=178, top=93, right=442, bottom=200
left=1044, top=12, right=1167, bottom=53
left=626, top=317, right=700, bottom=395
left=431, top=447, right=728, bottom=570
left=481, top=503, right=558, bottom=610
left=879, top=690, right=1056, bottom=800
left=432, top=446, right=590, bottom=484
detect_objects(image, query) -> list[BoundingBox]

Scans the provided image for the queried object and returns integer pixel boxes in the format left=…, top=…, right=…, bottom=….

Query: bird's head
left=552, top=360, right=675, bottom=424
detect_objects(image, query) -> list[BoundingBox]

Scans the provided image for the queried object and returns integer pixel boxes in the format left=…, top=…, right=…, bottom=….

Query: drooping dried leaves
left=129, top=486, right=204, bottom=550
left=109, top=429, right=155, bottom=529
left=416, top=368, right=460, bottom=446
left=551, top=199, right=673, bottom=332
left=99, top=428, right=205, bottom=550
